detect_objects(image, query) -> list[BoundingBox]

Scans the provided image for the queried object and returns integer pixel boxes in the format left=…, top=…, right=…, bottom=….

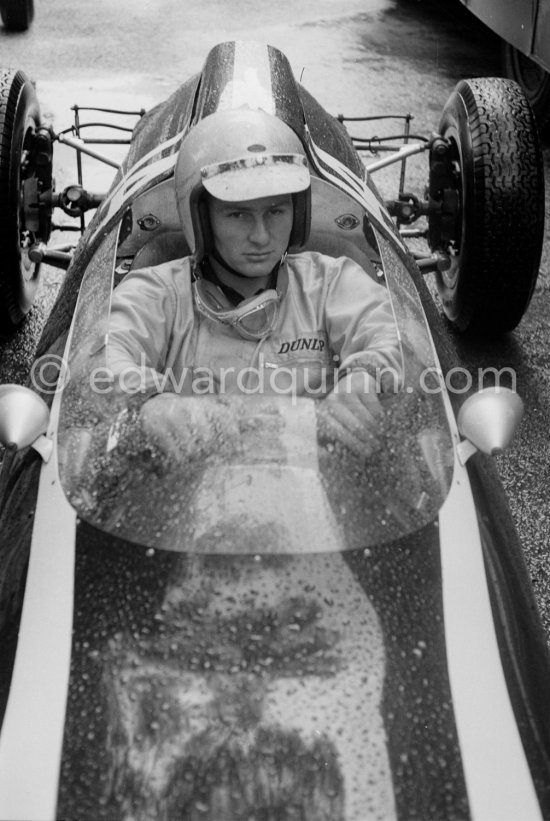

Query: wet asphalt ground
left=0, top=0, right=549, bottom=637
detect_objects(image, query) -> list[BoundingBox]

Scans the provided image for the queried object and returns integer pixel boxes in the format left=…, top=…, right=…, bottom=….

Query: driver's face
left=208, top=193, right=293, bottom=279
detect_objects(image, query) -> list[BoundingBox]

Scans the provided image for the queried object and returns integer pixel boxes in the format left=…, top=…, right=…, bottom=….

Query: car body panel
left=439, top=466, right=542, bottom=820
left=0, top=410, right=76, bottom=820
left=459, top=0, right=550, bottom=71
left=534, top=0, right=550, bottom=68
left=0, top=421, right=543, bottom=820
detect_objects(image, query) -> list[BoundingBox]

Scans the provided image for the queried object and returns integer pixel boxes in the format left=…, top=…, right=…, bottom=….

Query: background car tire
left=0, top=0, right=34, bottom=31
left=430, top=77, right=544, bottom=336
left=0, top=69, right=42, bottom=333
left=502, top=42, right=550, bottom=133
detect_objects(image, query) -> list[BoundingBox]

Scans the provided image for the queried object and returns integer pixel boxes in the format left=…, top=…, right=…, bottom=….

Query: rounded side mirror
left=0, top=385, right=50, bottom=450
left=457, top=387, right=524, bottom=456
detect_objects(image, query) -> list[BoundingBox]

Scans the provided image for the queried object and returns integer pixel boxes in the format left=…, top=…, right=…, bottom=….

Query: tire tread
left=0, top=69, right=41, bottom=332
left=438, top=77, right=544, bottom=334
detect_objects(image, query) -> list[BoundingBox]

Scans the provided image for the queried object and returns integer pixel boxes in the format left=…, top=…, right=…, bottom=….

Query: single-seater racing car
left=0, top=39, right=548, bottom=821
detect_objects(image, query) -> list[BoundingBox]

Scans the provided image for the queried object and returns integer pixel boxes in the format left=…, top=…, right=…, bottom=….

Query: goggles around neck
left=192, top=263, right=288, bottom=341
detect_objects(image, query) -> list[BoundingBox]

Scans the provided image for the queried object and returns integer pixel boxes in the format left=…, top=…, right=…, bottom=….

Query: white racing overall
left=106, top=251, right=401, bottom=398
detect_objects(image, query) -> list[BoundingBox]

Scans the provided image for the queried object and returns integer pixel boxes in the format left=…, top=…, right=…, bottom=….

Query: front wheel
left=0, top=0, right=34, bottom=31
left=0, top=69, right=43, bottom=333
left=428, top=77, right=545, bottom=336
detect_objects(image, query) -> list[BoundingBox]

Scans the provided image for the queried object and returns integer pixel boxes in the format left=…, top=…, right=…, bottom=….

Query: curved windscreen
left=57, top=224, right=454, bottom=554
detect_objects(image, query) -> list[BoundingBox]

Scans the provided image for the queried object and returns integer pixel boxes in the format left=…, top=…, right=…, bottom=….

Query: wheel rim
left=437, top=134, right=463, bottom=293
left=18, top=114, right=40, bottom=291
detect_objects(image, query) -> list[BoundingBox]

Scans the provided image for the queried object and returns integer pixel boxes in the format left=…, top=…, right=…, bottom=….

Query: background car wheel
left=429, top=77, right=544, bottom=335
left=0, top=0, right=34, bottom=31
left=502, top=43, right=550, bottom=133
left=0, top=69, right=42, bottom=333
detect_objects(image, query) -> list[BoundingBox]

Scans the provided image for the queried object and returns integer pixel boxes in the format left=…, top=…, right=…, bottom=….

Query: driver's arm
left=325, top=256, right=402, bottom=388
left=320, top=257, right=402, bottom=456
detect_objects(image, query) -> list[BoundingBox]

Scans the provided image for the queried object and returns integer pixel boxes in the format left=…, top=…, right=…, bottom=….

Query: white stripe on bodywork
left=88, top=149, right=180, bottom=246
left=218, top=41, right=275, bottom=114
left=87, top=124, right=187, bottom=249
left=311, top=137, right=367, bottom=198
left=0, top=233, right=119, bottom=819
left=305, top=129, right=407, bottom=252
left=0, top=418, right=77, bottom=820
left=439, top=464, right=542, bottom=820
left=121, top=127, right=184, bottom=185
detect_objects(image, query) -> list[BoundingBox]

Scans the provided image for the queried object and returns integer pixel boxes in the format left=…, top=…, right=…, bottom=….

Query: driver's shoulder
left=117, top=255, right=193, bottom=299
left=286, top=250, right=362, bottom=288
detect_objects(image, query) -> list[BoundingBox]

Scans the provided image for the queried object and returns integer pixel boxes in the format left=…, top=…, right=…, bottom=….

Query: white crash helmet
left=174, top=108, right=311, bottom=261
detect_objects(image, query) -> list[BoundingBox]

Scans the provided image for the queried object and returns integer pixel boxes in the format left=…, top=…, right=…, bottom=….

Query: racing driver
left=106, top=108, right=402, bottom=455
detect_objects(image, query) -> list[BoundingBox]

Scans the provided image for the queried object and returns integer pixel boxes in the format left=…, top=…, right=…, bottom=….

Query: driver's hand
left=139, top=393, right=240, bottom=460
left=318, top=370, right=384, bottom=459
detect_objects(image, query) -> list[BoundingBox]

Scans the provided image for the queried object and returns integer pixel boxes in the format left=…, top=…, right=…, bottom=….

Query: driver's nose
left=249, top=215, right=270, bottom=246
